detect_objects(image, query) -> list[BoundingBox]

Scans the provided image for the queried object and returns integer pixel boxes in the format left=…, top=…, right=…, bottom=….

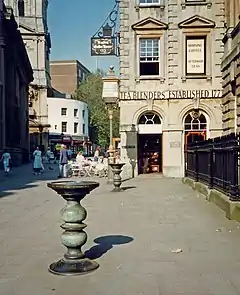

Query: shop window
left=140, top=38, right=160, bottom=76
left=61, top=122, right=67, bottom=133
left=18, top=0, right=25, bottom=17
left=61, top=108, right=67, bottom=116
left=186, top=36, right=206, bottom=76
left=138, top=112, right=161, bottom=124
left=184, top=111, right=206, bottom=131
left=74, top=122, right=78, bottom=134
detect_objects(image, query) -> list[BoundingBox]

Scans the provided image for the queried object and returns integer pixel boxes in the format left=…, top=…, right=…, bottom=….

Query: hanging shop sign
left=120, top=89, right=222, bottom=101
left=91, top=37, right=116, bottom=56
left=90, top=1, right=119, bottom=56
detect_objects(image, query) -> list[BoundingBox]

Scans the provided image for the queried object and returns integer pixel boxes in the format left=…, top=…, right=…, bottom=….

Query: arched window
left=138, top=112, right=161, bottom=125
left=184, top=111, right=207, bottom=131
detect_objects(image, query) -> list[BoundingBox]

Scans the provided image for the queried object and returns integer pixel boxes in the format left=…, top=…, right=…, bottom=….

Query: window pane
left=139, top=0, right=160, bottom=4
left=140, top=38, right=159, bottom=64
left=140, top=61, right=159, bottom=76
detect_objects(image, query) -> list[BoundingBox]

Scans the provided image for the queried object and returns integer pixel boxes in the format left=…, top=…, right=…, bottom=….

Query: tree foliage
left=74, top=70, right=119, bottom=148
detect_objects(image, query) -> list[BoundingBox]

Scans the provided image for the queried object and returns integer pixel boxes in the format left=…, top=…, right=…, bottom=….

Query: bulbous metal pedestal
left=47, top=180, right=99, bottom=276
left=109, top=163, right=125, bottom=192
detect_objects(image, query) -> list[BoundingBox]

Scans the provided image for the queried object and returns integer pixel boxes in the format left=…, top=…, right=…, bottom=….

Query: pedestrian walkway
left=1, top=175, right=240, bottom=295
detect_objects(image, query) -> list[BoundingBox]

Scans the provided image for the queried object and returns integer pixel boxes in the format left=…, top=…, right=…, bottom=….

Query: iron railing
left=185, top=133, right=240, bottom=201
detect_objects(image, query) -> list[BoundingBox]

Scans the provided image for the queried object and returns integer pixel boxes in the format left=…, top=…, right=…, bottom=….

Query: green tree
left=74, top=70, right=120, bottom=148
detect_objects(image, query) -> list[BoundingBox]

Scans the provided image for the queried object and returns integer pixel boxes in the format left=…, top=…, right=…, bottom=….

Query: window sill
left=136, top=76, right=165, bottom=83
left=135, top=4, right=165, bottom=11
left=181, top=1, right=212, bottom=9
left=181, top=75, right=212, bottom=81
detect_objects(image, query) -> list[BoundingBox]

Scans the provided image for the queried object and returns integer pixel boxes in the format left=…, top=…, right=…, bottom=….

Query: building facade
left=119, top=0, right=225, bottom=179
left=47, top=97, right=89, bottom=151
left=5, top=0, right=51, bottom=151
left=50, top=60, right=91, bottom=95
left=221, top=0, right=240, bottom=134
left=0, top=2, right=33, bottom=165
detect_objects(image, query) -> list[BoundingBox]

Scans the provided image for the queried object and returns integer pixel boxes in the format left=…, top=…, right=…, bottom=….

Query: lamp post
left=102, top=66, right=119, bottom=183
left=39, top=124, right=43, bottom=151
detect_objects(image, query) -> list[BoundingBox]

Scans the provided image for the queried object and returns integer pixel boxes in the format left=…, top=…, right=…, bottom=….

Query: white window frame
left=139, top=38, right=161, bottom=77
left=139, top=0, right=161, bottom=5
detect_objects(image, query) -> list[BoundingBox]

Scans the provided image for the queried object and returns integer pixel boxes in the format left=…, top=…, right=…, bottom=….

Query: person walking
left=45, top=147, right=52, bottom=164
left=0, top=149, right=11, bottom=175
left=58, top=144, right=68, bottom=178
left=33, top=146, right=42, bottom=175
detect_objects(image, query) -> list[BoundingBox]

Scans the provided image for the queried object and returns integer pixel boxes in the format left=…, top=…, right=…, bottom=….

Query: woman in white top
left=76, top=151, right=85, bottom=170
left=0, top=150, right=11, bottom=174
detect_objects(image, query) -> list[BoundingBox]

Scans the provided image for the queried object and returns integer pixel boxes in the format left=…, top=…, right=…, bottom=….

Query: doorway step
left=137, top=173, right=163, bottom=179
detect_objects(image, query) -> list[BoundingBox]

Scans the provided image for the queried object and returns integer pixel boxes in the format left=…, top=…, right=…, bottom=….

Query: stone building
left=0, top=2, right=33, bottom=165
left=50, top=60, right=91, bottom=95
left=118, top=0, right=225, bottom=178
left=221, top=0, right=240, bottom=134
left=5, top=0, right=51, bottom=151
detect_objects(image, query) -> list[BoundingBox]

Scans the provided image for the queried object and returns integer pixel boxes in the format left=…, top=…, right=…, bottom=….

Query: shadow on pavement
left=85, top=235, right=134, bottom=260
left=0, top=163, right=59, bottom=199
left=121, top=186, right=136, bottom=191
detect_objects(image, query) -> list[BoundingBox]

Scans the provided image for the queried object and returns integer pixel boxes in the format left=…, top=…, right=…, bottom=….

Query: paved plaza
left=1, top=164, right=240, bottom=295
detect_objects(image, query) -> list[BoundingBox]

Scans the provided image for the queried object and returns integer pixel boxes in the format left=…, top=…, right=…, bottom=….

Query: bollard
left=47, top=180, right=99, bottom=276
left=109, top=163, right=125, bottom=192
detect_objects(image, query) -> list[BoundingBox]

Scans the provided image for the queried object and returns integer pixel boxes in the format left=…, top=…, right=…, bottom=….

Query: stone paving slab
left=1, top=167, right=240, bottom=295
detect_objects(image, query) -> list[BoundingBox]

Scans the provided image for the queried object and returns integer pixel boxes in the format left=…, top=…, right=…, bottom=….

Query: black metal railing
left=185, top=133, right=240, bottom=201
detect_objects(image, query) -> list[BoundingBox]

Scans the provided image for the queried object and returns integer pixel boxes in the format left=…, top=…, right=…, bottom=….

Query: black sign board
left=91, top=37, right=116, bottom=56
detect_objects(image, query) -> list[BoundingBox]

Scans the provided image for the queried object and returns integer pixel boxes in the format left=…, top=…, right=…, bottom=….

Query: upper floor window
left=61, top=108, right=67, bottom=116
left=74, top=109, right=78, bottom=117
left=186, top=36, right=206, bottom=76
left=74, top=122, right=78, bottom=134
left=61, top=122, right=67, bottom=133
left=139, top=0, right=160, bottom=4
left=18, top=0, right=25, bottom=17
left=140, top=38, right=160, bottom=76
left=82, top=124, right=85, bottom=134
left=82, top=110, right=85, bottom=118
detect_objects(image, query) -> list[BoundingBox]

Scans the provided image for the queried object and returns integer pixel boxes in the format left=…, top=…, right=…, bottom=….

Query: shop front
left=119, top=89, right=223, bottom=179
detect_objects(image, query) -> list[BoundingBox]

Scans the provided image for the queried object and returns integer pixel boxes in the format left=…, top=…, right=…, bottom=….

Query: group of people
left=0, top=145, right=108, bottom=178
left=32, top=144, right=72, bottom=177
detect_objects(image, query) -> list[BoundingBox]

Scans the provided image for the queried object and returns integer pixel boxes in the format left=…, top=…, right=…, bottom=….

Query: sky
left=48, top=0, right=119, bottom=73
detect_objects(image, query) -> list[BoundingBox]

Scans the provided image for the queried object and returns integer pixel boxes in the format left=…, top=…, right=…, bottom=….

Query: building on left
left=0, top=1, right=33, bottom=165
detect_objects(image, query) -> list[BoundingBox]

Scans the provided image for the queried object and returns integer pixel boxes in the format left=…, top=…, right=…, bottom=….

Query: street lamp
left=102, top=66, right=119, bottom=181
left=39, top=124, right=43, bottom=150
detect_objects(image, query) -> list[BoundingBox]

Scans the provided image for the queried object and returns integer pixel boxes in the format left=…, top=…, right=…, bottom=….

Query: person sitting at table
left=76, top=151, right=85, bottom=170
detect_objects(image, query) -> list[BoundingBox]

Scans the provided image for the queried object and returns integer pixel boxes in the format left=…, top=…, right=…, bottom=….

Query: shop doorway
left=138, top=134, right=163, bottom=174
left=137, top=111, right=163, bottom=174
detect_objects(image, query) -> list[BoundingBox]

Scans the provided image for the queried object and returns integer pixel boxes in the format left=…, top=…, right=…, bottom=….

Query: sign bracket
left=91, top=0, right=120, bottom=56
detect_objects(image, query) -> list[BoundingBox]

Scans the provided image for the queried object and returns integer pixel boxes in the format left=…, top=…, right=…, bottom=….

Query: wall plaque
left=170, top=141, right=181, bottom=148
left=186, top=37, right=205, bottom=75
